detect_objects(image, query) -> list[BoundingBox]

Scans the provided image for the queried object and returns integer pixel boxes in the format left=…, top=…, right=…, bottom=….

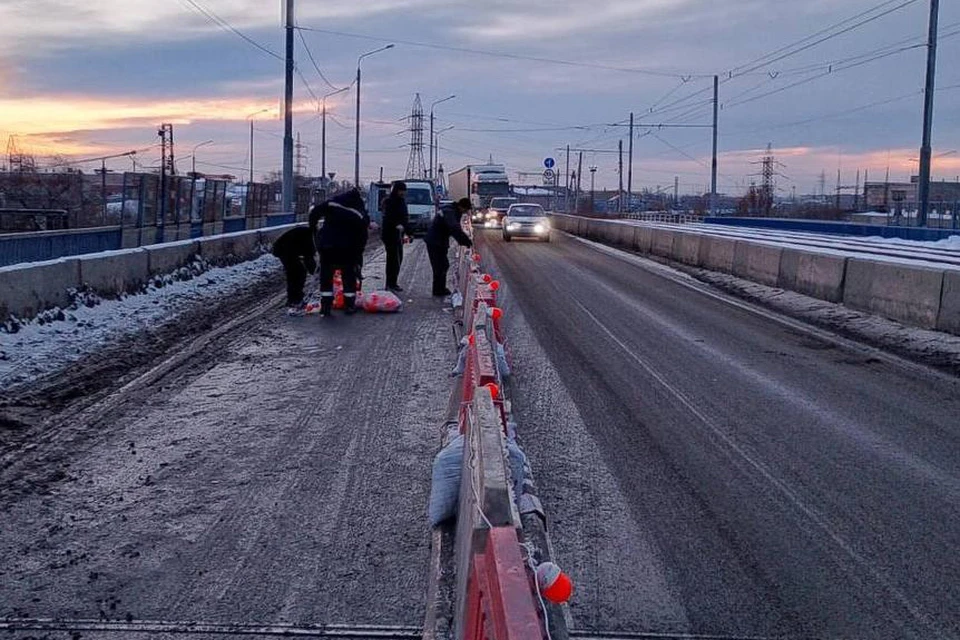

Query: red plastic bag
left=359, top=290, right=403, bottom=313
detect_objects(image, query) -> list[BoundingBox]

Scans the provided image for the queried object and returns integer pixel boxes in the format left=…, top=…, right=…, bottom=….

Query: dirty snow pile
left=0, top=254, right=281, bottom=390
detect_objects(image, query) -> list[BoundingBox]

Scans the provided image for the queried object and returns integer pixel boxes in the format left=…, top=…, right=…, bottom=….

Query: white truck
left=448, top=164, right=511, bottom=211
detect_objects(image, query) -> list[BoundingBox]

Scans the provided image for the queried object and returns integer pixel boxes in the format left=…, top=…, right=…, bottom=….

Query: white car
left=400, top=180, right=438, bottom=236
left=502, top=203, right=550, bottom=242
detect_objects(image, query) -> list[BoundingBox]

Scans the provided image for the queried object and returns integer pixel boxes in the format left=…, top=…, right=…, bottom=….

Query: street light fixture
left=190, top=140, right=214, bottom=177
left=355, top=44, right=395, bottom=188
left=429, top=95, right=456, bottom=181
left=435, top=125, right=454, bottom=186
left=322, top=86, right=351, bottom=187
left=247, top=108, right=273, bottom=184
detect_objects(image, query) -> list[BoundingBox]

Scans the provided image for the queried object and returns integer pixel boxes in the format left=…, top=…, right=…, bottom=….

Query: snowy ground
left=0, top=254, right=282, bottom=392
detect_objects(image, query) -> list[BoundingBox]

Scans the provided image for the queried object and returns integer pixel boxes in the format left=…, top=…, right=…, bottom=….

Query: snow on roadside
left=0, top=254, right=281, bottom=391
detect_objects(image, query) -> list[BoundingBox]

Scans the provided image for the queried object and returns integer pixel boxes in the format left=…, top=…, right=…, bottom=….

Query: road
left=482, top=230, right=960, bottom=639
left=0, top=244, right=452, bottom=638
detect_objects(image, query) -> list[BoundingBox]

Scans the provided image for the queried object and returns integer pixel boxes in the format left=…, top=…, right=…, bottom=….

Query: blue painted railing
left=266, top=213, right=296, bottom=227
left=223, top=217, right=247, bottom=233
left=0, top=227, right=123, bottom=267
left=1, top=211, right=306, bottom=267
left=704, top=217, right=960, bottom=242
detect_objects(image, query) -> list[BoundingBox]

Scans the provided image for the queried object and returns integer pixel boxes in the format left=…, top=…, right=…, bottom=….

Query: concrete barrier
left=3, top=227, right=275, bottom=322
left=675, top=231, right=702, bottom=266
left=634, top=226, right=654, bottom=253
left=198, top=230, right=262, bottom=265
left=598, top=220, right=617, bottom=244
left=937, top=270, right=960, bottom=334
left=733, top=241, right=783, bottom=286
left=778, top=249, right=848, bottom=303
left=145, top=239, right=201, bottom=276
left=650, top=228, right=677, bottom=258
left=700, top=236, right=737, bottom=273
left=550, top=214, right=960, bottom=336
left=259, top=224, right=298, bottom=249
left=614, top=223, right=635, bottom=248
left=0, top=258, right=81, bottom=319
left=79, top=248, right=150, bottom=297
left=843, top=258, right=944, bottom=329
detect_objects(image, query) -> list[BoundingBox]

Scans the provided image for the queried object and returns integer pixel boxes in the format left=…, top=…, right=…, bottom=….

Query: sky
left=1, top=0, right=959, bottom=196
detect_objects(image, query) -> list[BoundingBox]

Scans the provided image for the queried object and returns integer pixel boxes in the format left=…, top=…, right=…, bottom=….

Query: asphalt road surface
left=482, top=230, right=960, bottom=640
left=0, top=244, right=453, bottom=638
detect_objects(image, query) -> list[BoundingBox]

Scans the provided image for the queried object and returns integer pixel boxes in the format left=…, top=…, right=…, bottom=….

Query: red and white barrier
left=449, top=234, right=568, bottom=640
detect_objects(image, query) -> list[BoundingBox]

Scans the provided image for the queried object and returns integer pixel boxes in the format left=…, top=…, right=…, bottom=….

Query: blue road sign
left=544, top=157, right=556, bottom=169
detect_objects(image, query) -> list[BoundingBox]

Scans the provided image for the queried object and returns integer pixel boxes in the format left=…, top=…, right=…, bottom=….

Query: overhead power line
left=296, top=28, right=348, bottom=91
left=636, top=0, right=930, bottom=120
left=294, top=26, right=707, bottom=79
left=728, top=0, right=922, bottom=78
left=178, top=0, right=283, bottom=62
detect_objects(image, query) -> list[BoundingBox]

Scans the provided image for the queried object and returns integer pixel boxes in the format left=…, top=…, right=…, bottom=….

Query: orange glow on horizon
left=0, top=93, right=355, bottom=158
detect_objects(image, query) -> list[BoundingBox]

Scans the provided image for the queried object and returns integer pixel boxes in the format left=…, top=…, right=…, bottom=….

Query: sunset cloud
left=0, top=96, right=297, bottom=137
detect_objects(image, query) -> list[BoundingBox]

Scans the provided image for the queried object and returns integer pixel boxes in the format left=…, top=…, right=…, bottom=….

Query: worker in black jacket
left=381, top=181, right=409, bottom=292
left=271, top=225, right=317, bottom=315
left=309, top=189, right=370, bottom=316
left=424, top=197, right=473, bottom=297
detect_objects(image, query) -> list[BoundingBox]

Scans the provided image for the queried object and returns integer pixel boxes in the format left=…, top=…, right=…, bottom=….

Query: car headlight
left=506, top=223, right=520, bottom=231
left=534, top=224, right=546, bottom=233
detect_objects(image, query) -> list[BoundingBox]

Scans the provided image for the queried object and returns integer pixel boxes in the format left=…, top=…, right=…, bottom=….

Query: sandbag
left=506, top=440, right=527, bottom=502
left=359, top=290, right=403, bottom=313
left=495, top=340, right=511, bottom=379
left=428, top=435, right=464, bottom=527
left=452, top=337, right=469, bottom=376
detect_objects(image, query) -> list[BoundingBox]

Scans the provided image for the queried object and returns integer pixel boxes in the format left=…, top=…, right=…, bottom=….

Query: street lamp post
left=429, top=95, right=456, bottom=181
left=190, top=140, right=214, bottom=177
left=435, top=125, right=454, bottom=192
left=190, top=140, right=214, bottom=223
left=247, top=108, right=272, bottom=185
left=355, top=44, right=395, bottom=189
left=322, top=86, right=351, bottom=190
left=589, top=166, right=598, bottom=213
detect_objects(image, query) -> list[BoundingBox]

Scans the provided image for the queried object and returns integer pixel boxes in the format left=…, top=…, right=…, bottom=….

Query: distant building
left=865, top=176, right=960, bottom=212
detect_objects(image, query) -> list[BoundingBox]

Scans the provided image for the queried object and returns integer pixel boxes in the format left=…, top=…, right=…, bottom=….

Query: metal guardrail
left=0, top=212, right=309, bottom=267
left=620, top=211, right=704, bottom=225
left=0, top=225, right=122, bottom=267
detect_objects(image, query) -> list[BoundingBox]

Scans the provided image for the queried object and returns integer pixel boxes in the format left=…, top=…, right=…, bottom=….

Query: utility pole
left=674, top=176, right=679, bottom=209
left=917, top=0, right=940, bottom=227
left=321, top=102, right=327, bottom=185
left=711, top=75, right=719, bottom=215
left=618, top=139, right=624, bottom=214
left=576, top=151, right=583, bottom=213
left=250, top=120, right=254, bottom=184
left=321, top=86, right=350, bottom=191
left=99, top=159, right=107, bottom=224
left=282, top=0, right=295, bottom=213
left=854, top=168, right=861, bottom=211
left=628, top=112, right=634, bottom=213
left=589, top=165, right=597, bottom=213
left=564, top=144, right=571, bottom=212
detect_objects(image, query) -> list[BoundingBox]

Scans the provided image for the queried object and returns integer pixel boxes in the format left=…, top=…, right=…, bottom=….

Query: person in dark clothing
left=310, top=189, right=370, bottom=316
left=425, top=197, right=473, bottom=297
left=271, top=225, right=317, bottom=314
left=381, top=181, right=409, bottom=292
